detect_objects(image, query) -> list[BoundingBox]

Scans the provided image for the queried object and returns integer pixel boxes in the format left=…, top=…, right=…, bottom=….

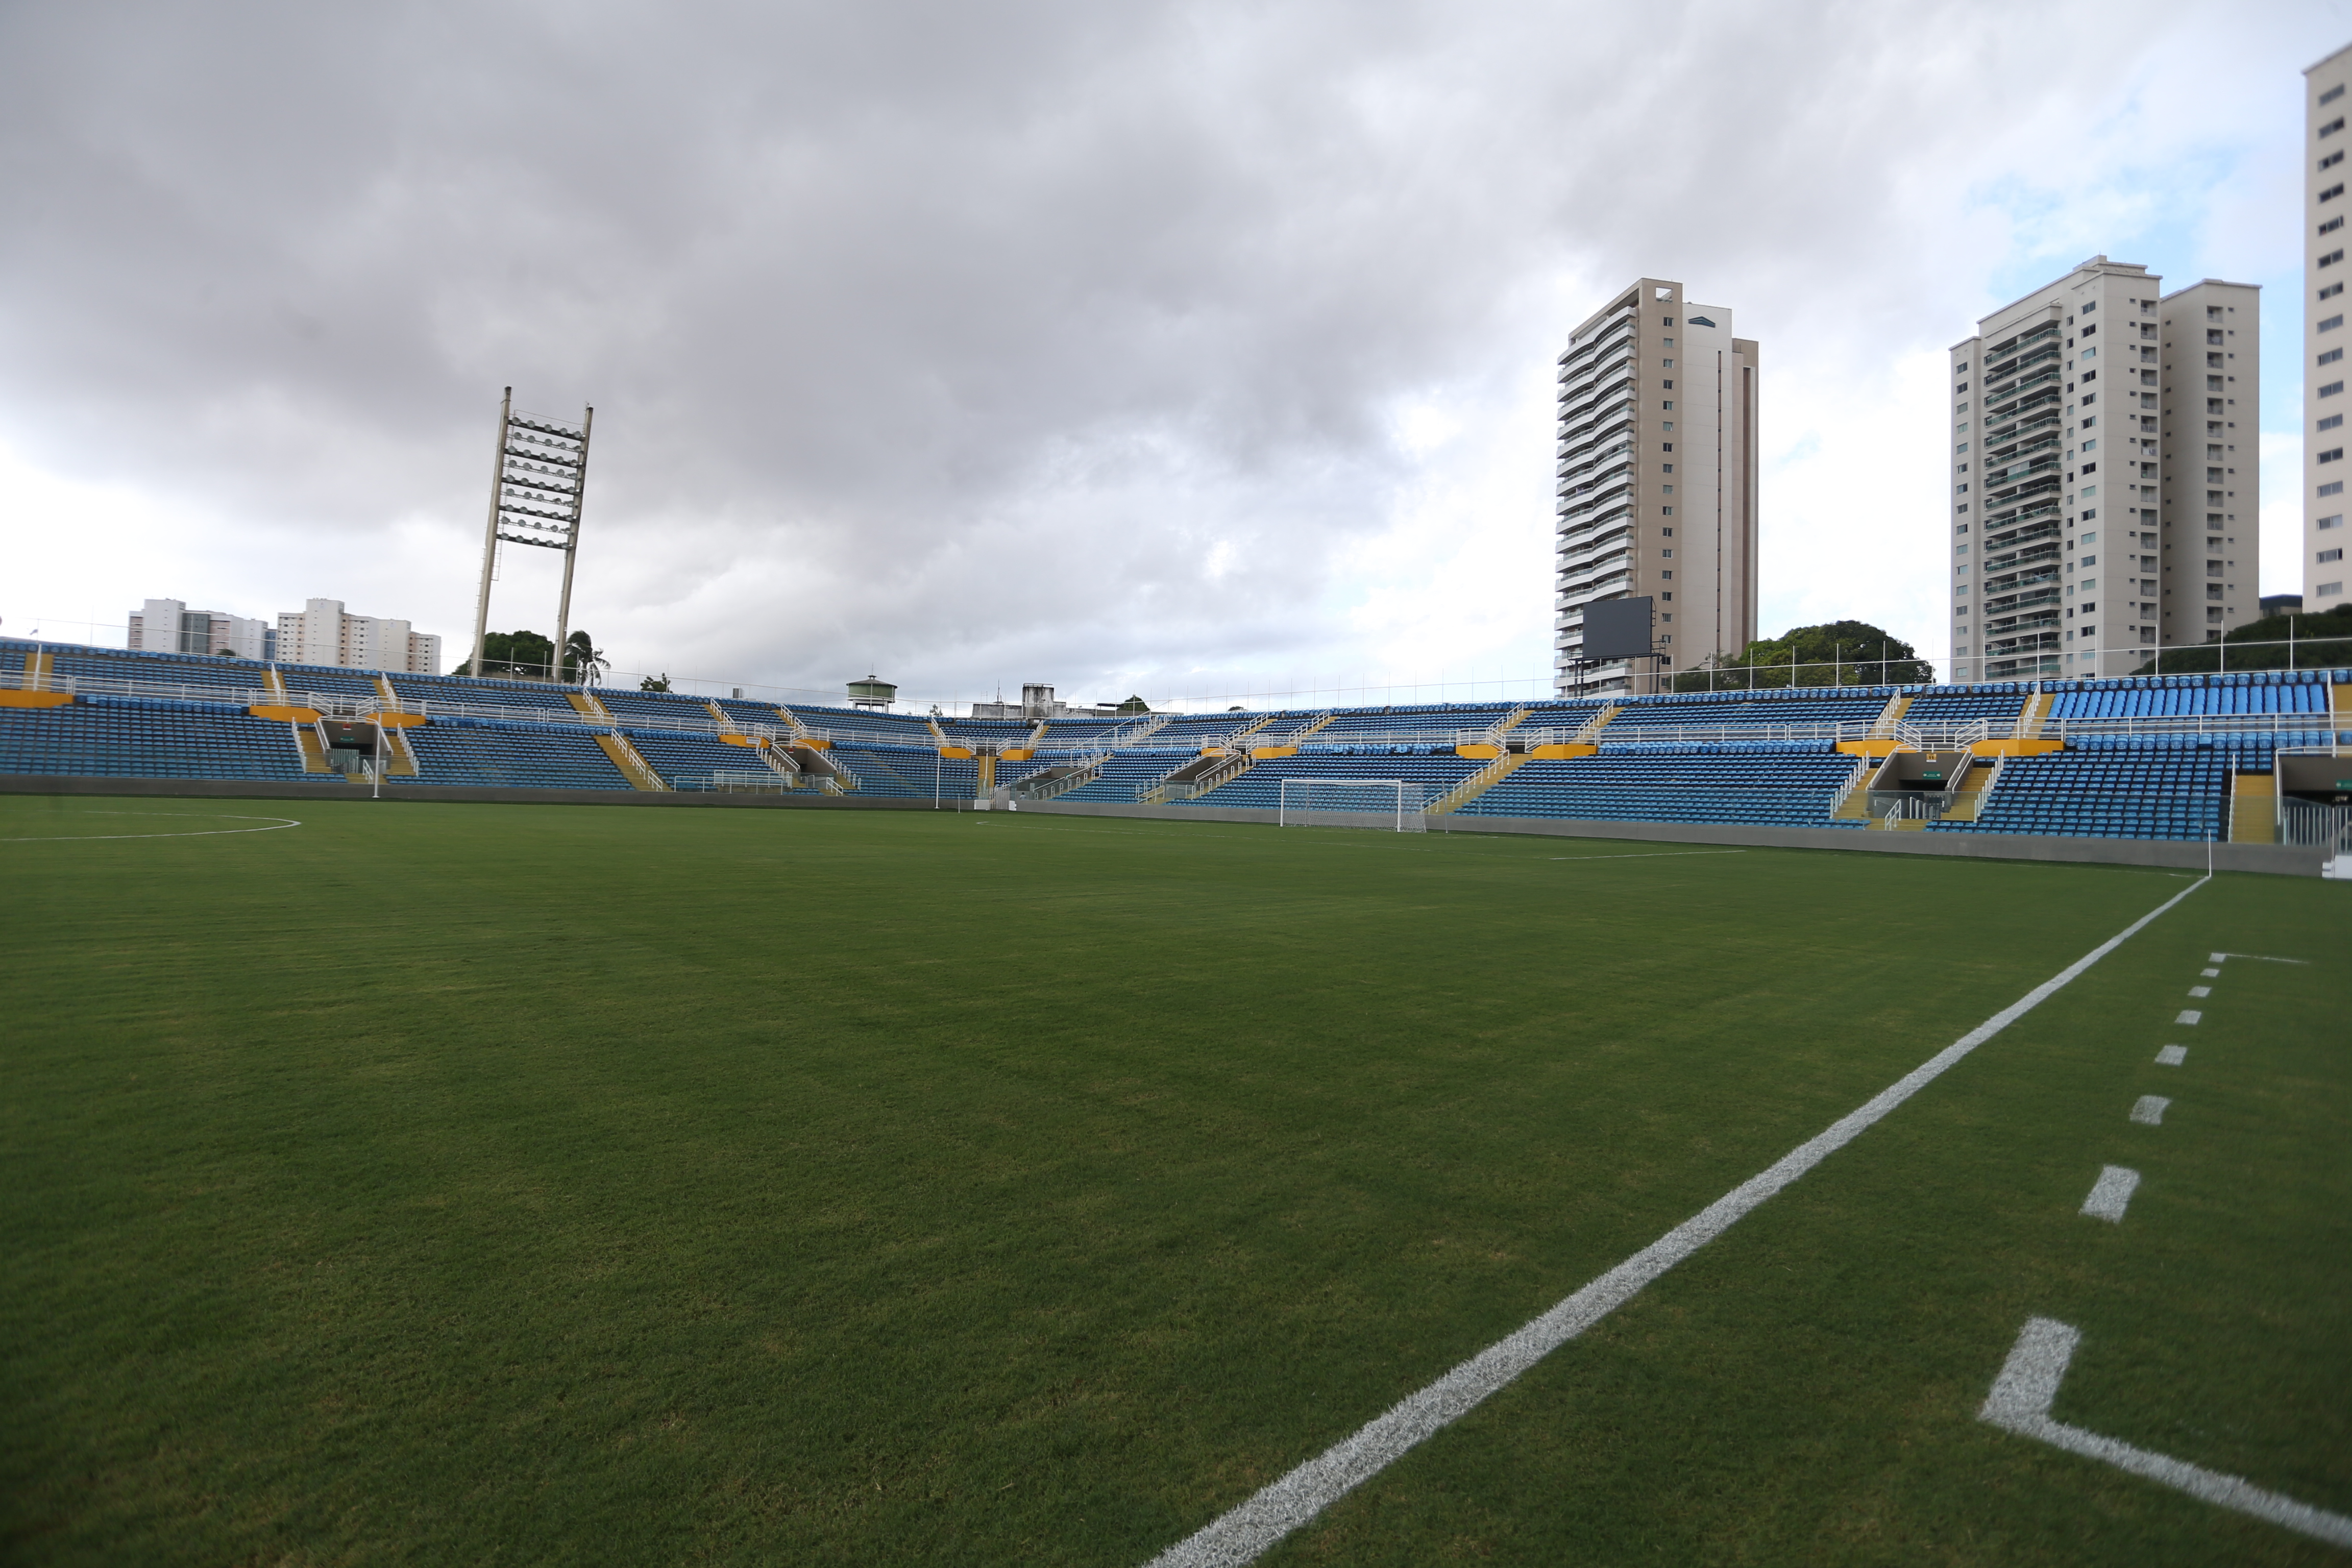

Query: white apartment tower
left=274, top=598, right=443, bottom=674
left=127, top=598, right=273, bottom=660
left=1948, top=256, right=2258, bottom=682
left=2306, top=45, right=2352, bottom=606
left=1554, top=278, right=1758, bottom=697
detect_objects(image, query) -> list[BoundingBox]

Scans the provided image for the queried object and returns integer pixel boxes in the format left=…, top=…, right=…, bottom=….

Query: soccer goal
left=1278, top=778, right=1427, bottom=831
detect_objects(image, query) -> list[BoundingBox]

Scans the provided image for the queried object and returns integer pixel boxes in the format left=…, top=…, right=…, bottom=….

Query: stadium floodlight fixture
left=468, top=387, right=595, bottom=683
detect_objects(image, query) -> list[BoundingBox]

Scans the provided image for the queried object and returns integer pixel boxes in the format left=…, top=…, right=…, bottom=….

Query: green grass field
left=3, top=795, right=2347, bottom=1566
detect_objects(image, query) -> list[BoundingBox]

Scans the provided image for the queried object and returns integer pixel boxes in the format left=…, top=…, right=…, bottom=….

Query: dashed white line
left=2154, top=1045, right=2188, bottom=1067
left=1981, top=1318, right=2352, bottom=1549
left=2128, top=1095, right=2169, bottom=1126
left=2175, top=1010, right=2202, bottom=1025
left=2187, top=986, right=2211, bottom=998
left=2081, top=1166, right=2141, bottom=1222
left=2210, top=953, right=2309, bottom=965
left=1137, top=875, right=2210, bottom=1568
left=2198, top=967, right=2219, bottom=978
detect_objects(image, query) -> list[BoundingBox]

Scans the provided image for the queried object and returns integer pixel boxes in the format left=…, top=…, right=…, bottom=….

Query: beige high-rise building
left=2305, top=45, right=2352, bottom=607
left=1553, top=277, right=1757, bottom=698
left=1947, top=256, right=2257, bottom=683
left=274, top=597, right=442, bottom=674
left=2157, top=280, right=2260, bottom=646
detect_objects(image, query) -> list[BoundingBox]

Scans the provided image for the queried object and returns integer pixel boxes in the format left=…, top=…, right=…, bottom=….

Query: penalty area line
left=1141, top=872, right=2211, bottom=1568
left=1, top=813, right=304, bottom=843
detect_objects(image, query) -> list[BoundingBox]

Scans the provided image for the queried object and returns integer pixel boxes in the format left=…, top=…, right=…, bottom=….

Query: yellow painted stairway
left=1429, top=750, right=1533, bottom=815
left=2230, top=772, right=2276, bottom=844
left=595, top=733, right=665, bottom=791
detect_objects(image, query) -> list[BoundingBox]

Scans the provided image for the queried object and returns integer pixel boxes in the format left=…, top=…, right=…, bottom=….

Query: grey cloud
left=0, top=0, right=2290, bottom=701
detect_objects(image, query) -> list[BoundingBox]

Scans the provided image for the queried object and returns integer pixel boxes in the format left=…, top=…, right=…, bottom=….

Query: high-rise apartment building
left=1553, top=277, right=1757, bottom=698
left=128, top=598, right=274, bottom=661
left=1947, top=256, right=2257, bottom=682
left=2306, top=45, right=2352, bottom=606
left=274, top=598, right=443, bottom=674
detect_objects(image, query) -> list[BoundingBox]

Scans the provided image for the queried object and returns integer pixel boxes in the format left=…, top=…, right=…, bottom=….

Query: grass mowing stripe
left=1142, top=872, right=2212, bottom=1568
left=1980, top=1317, right=2352, bottom=1549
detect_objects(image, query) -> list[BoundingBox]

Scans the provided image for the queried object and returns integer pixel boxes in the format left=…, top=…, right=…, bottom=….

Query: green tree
left=1674, top=620, right=1933, bottom=691
left=454, top=630, right=553, bottom=680
left=2129, top=604, right=2352, bottom=675
left=639, top=672, right=673, bottom=693
left=1115, top=694, right=1152, bottom=714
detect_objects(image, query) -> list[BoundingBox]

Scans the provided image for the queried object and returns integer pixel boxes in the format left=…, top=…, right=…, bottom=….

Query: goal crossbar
left=1277, top=778, right=1427, bottom=831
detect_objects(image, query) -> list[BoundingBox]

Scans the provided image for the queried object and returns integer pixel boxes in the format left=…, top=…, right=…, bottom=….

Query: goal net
left=1278, top=778, right=1427, bottom=831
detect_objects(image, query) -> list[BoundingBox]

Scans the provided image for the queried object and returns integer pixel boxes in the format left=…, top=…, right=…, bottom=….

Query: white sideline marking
left=0, top=812, right=304, bottom=843
left=2213, top=953, right=2310, bottom=965
left=2155, top=1045, right=2188, bottom=1067
left=1545, top=850, right=1748, bottom=862
left=1139, top=875, right=2210, bottom=1568
left=2128, top=1095, right=2170, bottom=1126
left=2081, top=1166, right=2141, bottom=1222
left=2211, top=951, right=2226, bottom=963
left=2187, top=986, right=2211, bottom=998
left=2198, top=967, right=2220, bottom=978
left=1980, top=1318, right=2352, bottom=1549
left=2176, top=1010, right=2202, bottom=1025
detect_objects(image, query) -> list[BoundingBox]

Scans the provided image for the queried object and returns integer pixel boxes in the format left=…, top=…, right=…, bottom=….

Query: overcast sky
left=2, top=1, right=2342, bottom=710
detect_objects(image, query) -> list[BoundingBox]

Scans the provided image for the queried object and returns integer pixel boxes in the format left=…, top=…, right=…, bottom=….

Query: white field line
left=2188, top=986, right=2212, bottom=998
left=2212, top=953, right=2310, bottom=965
left=2081, top=1166, right=2141, bottom=1222
left=2128, top=1095, right=2170, bottom=1126
left=1140, top=874, right=2211, bottom=1568
left=0, top=813, right=303, bottom=843
left=2176, top=1010, right=2203, bottom=1025
left=1545, top=850, right=1748, bottom=862
left=2199, top=967, right=2220, bottom=977
left=1980, top=1317, right=2352, bottom=1549
left=2155, top=1045, right=2188, bottom=1066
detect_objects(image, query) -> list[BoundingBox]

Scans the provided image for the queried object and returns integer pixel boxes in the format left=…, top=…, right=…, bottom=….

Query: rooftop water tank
left=847, top=675, right=897, bottom=709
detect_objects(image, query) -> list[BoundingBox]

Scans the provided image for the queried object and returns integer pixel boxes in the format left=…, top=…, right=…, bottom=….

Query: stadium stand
left=402, top=719, right=633, bottom=790
left=624, top=729, right=785, bottom=789
left=1180, top=748, right=1482, bottom=810
left=1901, top=685, right=2031, bottom=725
left=1458, top=745, right=1857, bottom=826
left=1052, top=749, right=1196, bottom=803
left=0, top=696, right=323, bottom=782
left=5, top=640, right=2347, bottom=843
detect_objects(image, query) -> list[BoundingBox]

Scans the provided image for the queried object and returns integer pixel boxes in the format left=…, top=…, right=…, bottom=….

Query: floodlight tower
left=469, top=387, right=595, bottom=681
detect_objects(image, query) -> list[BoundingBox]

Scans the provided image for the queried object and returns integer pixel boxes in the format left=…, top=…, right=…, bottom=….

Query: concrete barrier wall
left=0, top=773, right=2323, bottom=875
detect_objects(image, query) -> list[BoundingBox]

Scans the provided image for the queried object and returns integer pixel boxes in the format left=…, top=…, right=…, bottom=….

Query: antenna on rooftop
left=468, top=387, right=595, bottom=681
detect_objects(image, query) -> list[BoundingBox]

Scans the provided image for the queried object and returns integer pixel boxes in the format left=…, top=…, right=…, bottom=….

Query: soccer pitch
left=3, top=796, right=2346, bottom=1566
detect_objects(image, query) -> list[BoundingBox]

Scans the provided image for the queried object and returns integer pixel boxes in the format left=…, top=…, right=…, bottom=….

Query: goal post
left=1278, top=778, right=1427, bottom=832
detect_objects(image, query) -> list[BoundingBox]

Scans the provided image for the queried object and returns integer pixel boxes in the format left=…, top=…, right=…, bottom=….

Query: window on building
left=2326, top=282, right=2347, bottom=300
left=2322, top=548, right=2345, bottom=563
left=2326, top=116, right=2348, bottom=138
left=2329, top=183, right=2350, bottom=203
left=2325, top=84, right=2347, bottom=105
left=2321, top=514, right=2345, bottom=530
left=2324, top=350, right=2345, bottom=366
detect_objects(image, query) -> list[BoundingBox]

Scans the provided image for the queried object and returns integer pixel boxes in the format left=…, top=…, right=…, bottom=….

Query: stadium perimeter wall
left=0, top=775, right=2325, bottom=876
